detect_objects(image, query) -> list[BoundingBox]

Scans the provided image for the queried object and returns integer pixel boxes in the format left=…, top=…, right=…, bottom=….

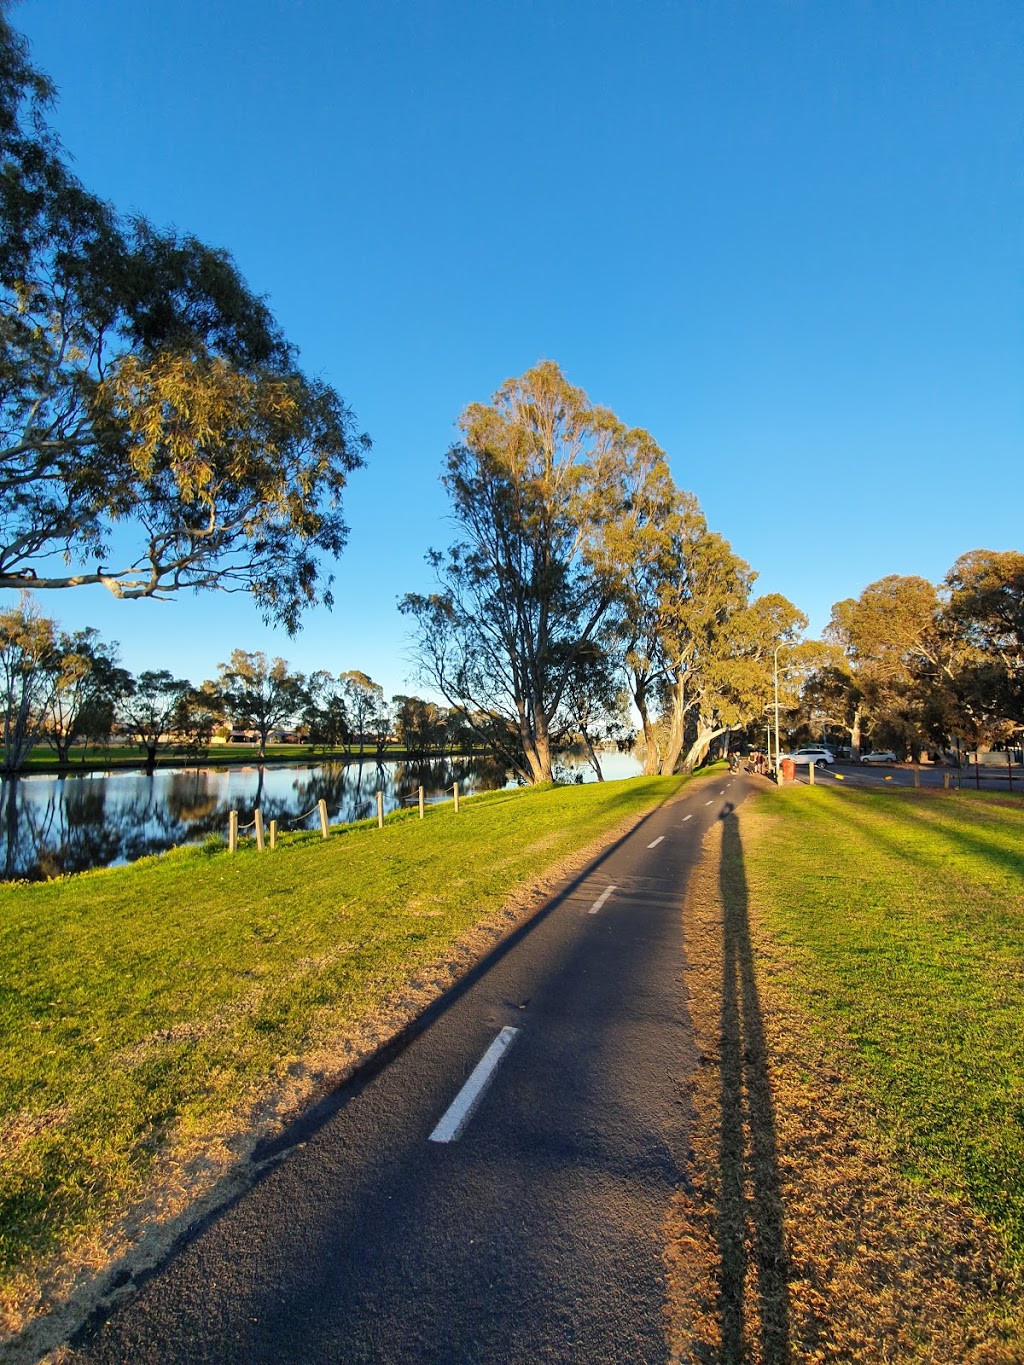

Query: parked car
left=859, top=750, right=898, bottom=764
left=780, top=746, right=836, bottom=767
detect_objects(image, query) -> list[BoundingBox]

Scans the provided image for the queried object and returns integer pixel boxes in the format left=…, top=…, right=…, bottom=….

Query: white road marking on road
left=429, top=1027, right=520, bottom=1143
left=681, top=814, right=693, bottom=822
left=704, top=800, right=714, bottom=806
left=588, top=884, right=618, bottom=915
left=647, top=835, right=665, bottom=848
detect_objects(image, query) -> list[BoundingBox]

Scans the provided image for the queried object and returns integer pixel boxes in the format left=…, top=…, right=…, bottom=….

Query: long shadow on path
left=717, top=811, right=791, bottom=1361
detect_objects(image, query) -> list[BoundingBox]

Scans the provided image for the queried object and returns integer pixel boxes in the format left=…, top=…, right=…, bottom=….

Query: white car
left=860, top=750, right=898, bottom=765
left=781, top=746, right=836, bottom=767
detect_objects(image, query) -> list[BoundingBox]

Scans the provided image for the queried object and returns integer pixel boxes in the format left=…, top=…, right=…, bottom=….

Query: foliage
left=392, top=695, right=449, bottom=756
left=303, top=672, right=351, bottom=755
left=172, top=681, right=224, bottom=766
left=0, top=592, right=55, bottom=773
left=217, top=650, right=306, bottom=758
left=402, top=361, right=677, bottom=783
left=806, top=552, right=1024, bottom=760
left=40, top=629, right=132, bottom=764
left=339, top=669, right=384, bottom=757
left=118, top=669, right=190, bottom=768
left=0, top=14, right=368, bottom=627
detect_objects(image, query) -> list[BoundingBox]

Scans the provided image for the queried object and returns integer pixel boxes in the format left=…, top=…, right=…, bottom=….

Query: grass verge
left=668, top=787, right=1024, bottom=1362
left=0, top=773, right=685, bottom=1344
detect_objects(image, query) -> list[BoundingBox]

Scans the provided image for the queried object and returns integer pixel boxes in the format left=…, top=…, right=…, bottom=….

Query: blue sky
left=13, top=0, right=1023, bottom=698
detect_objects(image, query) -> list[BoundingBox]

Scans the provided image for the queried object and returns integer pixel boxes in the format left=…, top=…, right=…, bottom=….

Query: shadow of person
left=717, top=810, right=791, bottom=1361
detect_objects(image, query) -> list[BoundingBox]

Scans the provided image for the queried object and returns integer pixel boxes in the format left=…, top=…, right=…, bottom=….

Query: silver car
left=860, top=750, right=898, bottom=765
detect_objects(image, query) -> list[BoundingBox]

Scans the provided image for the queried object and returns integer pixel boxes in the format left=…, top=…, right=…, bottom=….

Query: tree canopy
left=402, top=361, right=677, bottom=783
left=0, top=13, right=368, bottom=629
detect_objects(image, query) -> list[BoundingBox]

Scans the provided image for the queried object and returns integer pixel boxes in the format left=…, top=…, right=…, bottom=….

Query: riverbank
left=0, top=771, right=690, bottom=1356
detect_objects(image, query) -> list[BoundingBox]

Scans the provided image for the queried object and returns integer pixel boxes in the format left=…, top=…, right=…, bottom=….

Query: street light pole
left=773, top=643, right=782, bottom=775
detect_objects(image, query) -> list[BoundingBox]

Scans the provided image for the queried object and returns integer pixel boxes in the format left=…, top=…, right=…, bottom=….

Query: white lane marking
left=681, top=814, right=693, bottom=822
left=720, top=789, right=726, bottom=794
left=429, top=1026, right=520, bottom=1143
left=588, top=884, right=618, bottom=915
left=647, top=835, right=665, bottom=848
left=704, top=800, right=714, bottom=806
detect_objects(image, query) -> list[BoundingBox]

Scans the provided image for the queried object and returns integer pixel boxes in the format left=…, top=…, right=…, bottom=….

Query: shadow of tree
left=717, top=810, right=791, bottom=1361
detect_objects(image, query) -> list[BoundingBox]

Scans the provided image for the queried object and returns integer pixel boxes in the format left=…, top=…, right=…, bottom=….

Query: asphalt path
left=69, top=774, right=757, bottom=1365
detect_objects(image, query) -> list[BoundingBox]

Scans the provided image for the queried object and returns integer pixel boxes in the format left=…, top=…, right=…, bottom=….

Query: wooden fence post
left=418, top=786, right=425, bottom=819
left=808, top=761, right=815, bottom=786
left=254, top=808, right=265, bottom=851
left=913, top=763, right=921, bottom=789
left=269, top=819, right=278, bottom=849
left=318, top=799, right=329, bottom=838
left=377, top=791, right=384, bottom=828
left=943, top=772, right=950, bottom=790
left=453, top=781, right=460, bottom=813
left=228, top=810, right=238, bottom=853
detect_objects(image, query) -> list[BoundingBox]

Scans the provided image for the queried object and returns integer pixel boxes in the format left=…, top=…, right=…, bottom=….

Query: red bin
left=781, top=758, right=796, bottom=782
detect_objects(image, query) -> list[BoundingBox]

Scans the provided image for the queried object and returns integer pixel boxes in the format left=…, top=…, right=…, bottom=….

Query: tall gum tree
left=402, top=361, right=676, bottom=784
left=0, top=15, right=368, bottom=629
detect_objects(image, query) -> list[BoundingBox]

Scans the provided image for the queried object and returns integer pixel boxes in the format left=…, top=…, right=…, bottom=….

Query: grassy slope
left=743, top=786, right=1024, bottom=1259
left=0, top=774, right=684, bottom=1299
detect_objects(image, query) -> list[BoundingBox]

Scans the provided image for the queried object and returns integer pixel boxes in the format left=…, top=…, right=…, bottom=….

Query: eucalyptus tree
left=119, top=670, right=191, bottom=770
left=402, top=361, right=676, bottom=784
left=41, top=629, right=132, bottom=763
left=303, top=672, right=351, bottom=755
left=339, top=671, right=384, bottom=757
left=944, top=550, right=1024, bottom=737
left=0, top=13, right=368, bottom=627
left=217, top=650, right=307, bottom=758
left=0, top=593, right=56, bottom=773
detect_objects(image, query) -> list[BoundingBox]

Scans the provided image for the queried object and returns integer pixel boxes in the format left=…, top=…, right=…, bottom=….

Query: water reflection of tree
left=2, top=776, right=122, bottom=880
left=0, top=754, right=517, bottom=881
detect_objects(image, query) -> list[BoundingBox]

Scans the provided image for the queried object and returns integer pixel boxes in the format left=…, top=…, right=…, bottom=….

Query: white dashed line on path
left=681, top=814, right=693, bottom=822
left=429, top=1027, right=520, bottom=1143
left=647, top=835, right=665, bottom=848
left=704, top=800, right=714, bottom=806
left=588, top=884, right=618, bottom=915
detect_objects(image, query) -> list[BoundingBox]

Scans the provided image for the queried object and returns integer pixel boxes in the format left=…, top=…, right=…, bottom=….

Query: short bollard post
left=269, top=819, right=278, bottom=849
left=318, top=798, right=329, bottom=838
left=1009, top=754, right=1014, bottom=792
left=254, top=808, right=265, bottom=851
left=228, top=810, right=238, bottom=853
left=453, top=781, right=460, bottom=813
left=943, top=772, right=950, bottom=790
left=418, top=785, right=425, bottom=819
left=913, top=763, right=921, bottom=789
left=808, top=760, right=815, bottom=786
left=377, top=791, right=384, bottom=828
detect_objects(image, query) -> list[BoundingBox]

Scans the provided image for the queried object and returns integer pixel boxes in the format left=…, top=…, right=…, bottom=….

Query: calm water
left=0, top=750, right=642, bottom=881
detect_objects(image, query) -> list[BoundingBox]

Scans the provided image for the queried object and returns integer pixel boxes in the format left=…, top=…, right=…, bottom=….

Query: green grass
left=0, top=772, right=685, bottom=1293
left=742, top=786, right=1024, bottom=1259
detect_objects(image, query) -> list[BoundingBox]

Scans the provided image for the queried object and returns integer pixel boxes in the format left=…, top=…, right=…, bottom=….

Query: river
left=0, top=749, right=643, bottom=881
